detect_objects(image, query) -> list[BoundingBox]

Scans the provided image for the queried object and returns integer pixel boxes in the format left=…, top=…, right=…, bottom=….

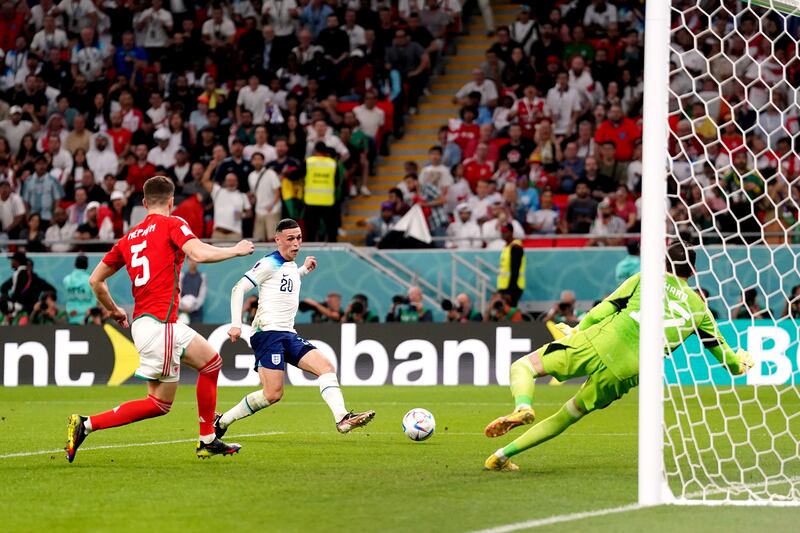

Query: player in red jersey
left=66, top=176, right=255, bottom=462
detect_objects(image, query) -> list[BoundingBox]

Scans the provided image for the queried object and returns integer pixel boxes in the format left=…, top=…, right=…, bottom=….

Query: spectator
left=615, top=240, right=641, bottom=283
left=386, top=286, right=433, bottom=322
left=64, top=113, right=91, bottom=153
left=59, top=0, right=98, bottom=38
left=584, top=0, right=618, bottom=35
left=304, top=141, right=341, bottom=242
left=419, top=145, right=453, bottom=195
left=74, top=201, right=100, bottom=247
left=544, top=71, right=582, bottom=138
left=342, top=9, right=367, bottom=51
left=0, top=178, right=25, bottom=239
left=499, top=124, right=534, bottom=172
left=0, top=106, right=34, bottom=155
left=509, top=6, right=536, bottom=55
left=148, top=128, right=176, bottom=169
left=596, top=141, right=627, bottom=186
left=23, top=156, right=64, bottom=228
left=70, top=27, right=109, bottom=84
left=446, top=203, right=482, bottom=249
left=248, top=152, right=282, bottom=241
left=353, top=90, right=385, bottom=144
left=589, top=198, right=627, bottom=246
left=362, top=201, right=399, bottom=246
left=612, top=185, right=638, bottom=232
left=444, top=292, right=483, bottom=322
left=734, top=288, right=765, bottom=319
left=306, top=119, right=349, bottom=161
left=62, top=254, right=94, bottom=325
left=342, top=293, right=380, bottom=323
left=782, top=285, right=800, bottom=319
left=300, top=0, right=333, bottom=39
left=454, top=68, right=498, bottom=108
left=318, top=13, right=350, bottom=66
left=515, top=175, right=539, bottom=216
left=215, top=138, right=253, bottom=192
left=385, top=28, right=430, bottom=115
left=244, top=126, right=278, bottom=164
left=46, top=134, right=74, bottom=180
left=179, top=259, right=207, bottom=324
left=404, top=171, right=448, bottom=243
left=87, top=132, right=118, bottom=180
left=237, top=74, right=272, bottom=126
left=467, top=178, right=501, bottom=224
left=482, top=202, right=523, bottom=249
left=485, top=292, right=523, bottom=322
left=303, top=291, right=343, bottom=323
left=558, top=141, right=585, bottom=193
left=43, top=206, right=76, bottom=252
left=30, top=290, right=68, bottom=324
left=1, top=251, right=56, bottom=316
left=543, top=290, right=580, bottom=323
left=527, top=189, right=562, bottom=235
left=566, top=181, right=598, bottom=234
left=594, top=104, right=641, bottom=161
left=66, top=186, right=89, bottom=225
left=207, top=172, right=252, bottom=240
left=463, top=142, right=495, bottom=193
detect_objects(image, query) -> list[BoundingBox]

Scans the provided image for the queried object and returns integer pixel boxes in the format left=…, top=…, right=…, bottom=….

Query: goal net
left=654, top=0, right=800, bottom=505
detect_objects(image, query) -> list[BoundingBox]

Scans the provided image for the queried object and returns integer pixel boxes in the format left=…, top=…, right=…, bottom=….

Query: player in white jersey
left=214, top=218, right=375, bottom=436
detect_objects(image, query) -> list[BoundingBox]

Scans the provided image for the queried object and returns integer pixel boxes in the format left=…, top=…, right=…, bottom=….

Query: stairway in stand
left=339, top=1, right=519, bottom=245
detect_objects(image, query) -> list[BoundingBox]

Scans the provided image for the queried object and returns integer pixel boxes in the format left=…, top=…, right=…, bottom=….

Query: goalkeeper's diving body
left=483, top=243, right=754, bottom=471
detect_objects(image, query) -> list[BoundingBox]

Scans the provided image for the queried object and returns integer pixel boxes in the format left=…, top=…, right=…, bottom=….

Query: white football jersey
left=242, top=250, right=307, bottom=332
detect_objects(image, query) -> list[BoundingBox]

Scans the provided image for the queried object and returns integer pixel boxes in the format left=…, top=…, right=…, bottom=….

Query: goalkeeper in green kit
left=483, top=243, right=755, bottom=471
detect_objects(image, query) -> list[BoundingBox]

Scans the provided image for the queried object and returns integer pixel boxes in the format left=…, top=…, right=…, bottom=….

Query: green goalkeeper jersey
left=575, top=273, right=741, bottom=380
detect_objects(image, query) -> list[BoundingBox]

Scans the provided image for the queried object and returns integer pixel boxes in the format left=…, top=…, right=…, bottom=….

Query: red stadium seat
left=555, top=238, right=590, bottom=247
left=523, top=238, right=555, bottom=248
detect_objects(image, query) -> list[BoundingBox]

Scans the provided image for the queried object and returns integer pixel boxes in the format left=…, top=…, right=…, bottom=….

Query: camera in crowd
left=392, top=295, right=410, bottom=305
left=441, top=298, right=462, bottom=313
left=351, top=300, right=365, bottom=314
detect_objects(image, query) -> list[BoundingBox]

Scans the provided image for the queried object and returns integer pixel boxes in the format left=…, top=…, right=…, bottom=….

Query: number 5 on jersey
left=131, top=242, right=150, bottom=287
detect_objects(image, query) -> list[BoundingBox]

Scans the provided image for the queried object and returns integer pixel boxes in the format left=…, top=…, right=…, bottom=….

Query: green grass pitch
left=1, top=385, right=798, bottom=532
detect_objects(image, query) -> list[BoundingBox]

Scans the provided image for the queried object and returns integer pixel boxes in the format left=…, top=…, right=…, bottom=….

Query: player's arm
left=697, top=307, right=753, bottom=376
left=577, top=274, right=640, bottom=331
left=183, top=239, right=254, bottom=264
left=299, top=256, right=317, bottom=276
left=228, top=258, right=276, bottom=342
left=88, top=260, right=128, bottom=328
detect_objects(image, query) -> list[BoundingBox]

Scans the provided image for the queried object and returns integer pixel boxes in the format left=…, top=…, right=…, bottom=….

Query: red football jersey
left=102, top=213, right=197, bottom=323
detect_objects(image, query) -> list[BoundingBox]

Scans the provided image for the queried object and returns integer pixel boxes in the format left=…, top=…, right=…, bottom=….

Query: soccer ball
left=402, top=408, right=435, bottom=441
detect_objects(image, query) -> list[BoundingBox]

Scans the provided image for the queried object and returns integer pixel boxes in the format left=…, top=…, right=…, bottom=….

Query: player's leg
left=485, top=362, right=636, bottom=471
left=181, top=328, right=241, bottom=458
left=484, top=348, right=549, bottom=438
left=66, top=381, right=176, bottom=463
left=295, top=346, right=375, bottom=433
left=216, top=366, right=284, bottom=435
left=215, top=331, right=286, bottom=435
left=66, top=318, right=180, bottom=463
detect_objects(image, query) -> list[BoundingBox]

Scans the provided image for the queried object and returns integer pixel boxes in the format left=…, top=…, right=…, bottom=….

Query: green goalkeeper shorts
left=539, top=331, right=639, bottom=413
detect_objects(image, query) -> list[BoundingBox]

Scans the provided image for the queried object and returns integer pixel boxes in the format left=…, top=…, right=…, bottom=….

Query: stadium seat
left=523, top=238, right=555, bottom=248
left=555, top=238, right=590, bottom=247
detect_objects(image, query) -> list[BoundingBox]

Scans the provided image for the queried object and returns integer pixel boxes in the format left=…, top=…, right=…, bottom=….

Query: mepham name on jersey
left=127, top=224, right=157, bottom=240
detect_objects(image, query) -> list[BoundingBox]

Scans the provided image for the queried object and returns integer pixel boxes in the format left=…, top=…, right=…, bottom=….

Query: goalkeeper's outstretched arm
left=578, top=274, right=641, bottom=330
left=698, top=310, right=753, bottom=375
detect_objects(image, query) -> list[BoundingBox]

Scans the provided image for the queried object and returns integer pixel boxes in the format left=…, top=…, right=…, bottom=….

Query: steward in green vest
left=304, top=142, right=340, bottom=242
left=497, top=224, right=526, bottom=306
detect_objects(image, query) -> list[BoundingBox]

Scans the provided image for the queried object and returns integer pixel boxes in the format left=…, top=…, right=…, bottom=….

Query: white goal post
left=640, top=0, right=800, bottom=506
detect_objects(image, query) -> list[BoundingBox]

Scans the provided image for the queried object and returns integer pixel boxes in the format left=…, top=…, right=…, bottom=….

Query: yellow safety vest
left=497, top=239, right=526, bottom=290
left=304, top=155, right=337, bottom=206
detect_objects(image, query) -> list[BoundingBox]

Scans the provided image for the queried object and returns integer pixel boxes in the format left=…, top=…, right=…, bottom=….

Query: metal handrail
left=346, top=245, right=442, bottom=312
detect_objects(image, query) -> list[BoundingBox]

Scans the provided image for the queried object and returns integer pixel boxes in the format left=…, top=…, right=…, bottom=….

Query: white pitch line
left=0, top=430, right=638, bottom=461
left=465, top=503, right=642, bottom=533
left=0, top=431, right=287, bottom=459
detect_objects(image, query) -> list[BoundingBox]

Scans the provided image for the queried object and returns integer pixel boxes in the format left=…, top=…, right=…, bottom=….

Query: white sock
left=515, top=403, right=532, bottom=411
left=83, top=418, right=93, bottom=434
left=494, top=448, right=508, bottom=461
left=200, top=433, right=215, bottom=444
left=219, top=390, right=270, bottom=428
left=318, top=373, right=348, bottom=422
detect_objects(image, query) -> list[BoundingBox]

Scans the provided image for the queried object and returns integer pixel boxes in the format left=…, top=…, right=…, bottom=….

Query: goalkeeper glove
left=546, top=321, right=576, bottom=340
left=732, top=349, right=754, bottom=376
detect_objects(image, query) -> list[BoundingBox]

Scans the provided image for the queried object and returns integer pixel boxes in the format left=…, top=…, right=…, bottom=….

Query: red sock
left=89, top=394, right=172, bottom=431
left=197, top=354, right=222, bottom=436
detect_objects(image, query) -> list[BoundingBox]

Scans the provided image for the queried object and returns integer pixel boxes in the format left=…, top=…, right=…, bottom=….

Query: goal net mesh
left=664, top=0, right=800, bottom=503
